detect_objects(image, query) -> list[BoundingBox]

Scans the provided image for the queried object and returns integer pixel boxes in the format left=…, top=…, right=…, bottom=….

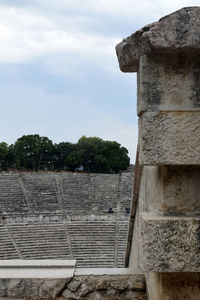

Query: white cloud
left=37, top=0, right=200, bottom=19
left=0, top=5, right=119, bottom=64
left=0, top=83, right=137, bottom=161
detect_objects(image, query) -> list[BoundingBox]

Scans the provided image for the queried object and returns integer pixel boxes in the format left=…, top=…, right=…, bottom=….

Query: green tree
left=0, top=142, right=9, bottom=170
left=14, top=134, right=53, bottom=171
left=7, top=144, right=16, bottom=169
left=77, top=136, right=130, bottom=173
left=103, top=141, right=130, bottom=173
left=54, top=142, right=80, bottom=171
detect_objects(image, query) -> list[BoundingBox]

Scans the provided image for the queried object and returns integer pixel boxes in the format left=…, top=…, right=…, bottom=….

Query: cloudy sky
left=0, top=0, right=199, bottom=161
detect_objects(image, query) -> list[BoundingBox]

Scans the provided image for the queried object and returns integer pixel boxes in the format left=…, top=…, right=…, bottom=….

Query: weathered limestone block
left=116, top=7, right=200, bottom=72
left=140, top=166, right=200, bottom=215
left=163, top=166, right=200, bottom=215
left=140, top=215, right=200, bottom=272
left=138, top=54, right=200, bottom=115
left=0, top=278, right=70, bottom=298
left=139, top=112, right=200, bottom=165
left=146, top=272, right=200, bottom=300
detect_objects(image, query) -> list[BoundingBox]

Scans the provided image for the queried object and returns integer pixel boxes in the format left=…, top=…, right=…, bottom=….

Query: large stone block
left=146, top=272, right=200, bottom=300
left=140, top=215, right=200, bottom=272
left=138, top=54, right=200, bottom=115
left=139, top=112, right=200, bottom=165
left=116, top=7, right=200, bottom=72
left=139, top=166, right=200, bottom=215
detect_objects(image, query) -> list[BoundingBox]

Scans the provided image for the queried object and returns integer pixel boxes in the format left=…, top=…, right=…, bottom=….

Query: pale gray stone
left=141, top=216, right=200, bottom=272
left=163, top=166, right=200, bottom=215
left=139, top=112, right=200, bottom=165
left=116, top=7, right=200, bottom=72
left=62, top=288, right=77, bottom=300
left=78, top=283, right=94, bottom=297
left=39, top=278, right=70, bottom=298
left=137, top=54, right=200, bottom=115
left=0, top=278, right=70, bottom=298
left=138, top=166, right=200, bottom=215
left=67, top=279, right=81, bottom=292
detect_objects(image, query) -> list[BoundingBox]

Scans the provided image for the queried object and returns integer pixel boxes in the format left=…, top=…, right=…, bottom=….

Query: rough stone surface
left=116, top=7, right=200, bottom=72
left=137, top=54, right=200, bottom=115
left=62, top=274, right=146, bottom=300
left=0, top=274, right=146, bottom=299
left=139, top=112, right=200, bottom=165
left=163, top=166, right=200, bottom=215
left=0, top=278, right=70, bottom=298
left=139, top=166, right=200, bottom=216
left=146, top=272, right=200, bottom=300
left=141, top=216, right=200, bottom=272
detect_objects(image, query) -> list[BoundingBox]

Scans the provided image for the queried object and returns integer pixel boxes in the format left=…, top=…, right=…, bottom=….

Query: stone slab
left=0, top=278, right=71, bottom=298
left=116, top=7, right=200, bottom=72
left=138, top=54, right=200, bottom=115
left=163, top=166, right=200, bottom=215
left=139, top=112, right=200, bottom=165
left=146, top=272, right=200, bottom=300
left=140, top=215, right=200, bottom=272
left=139, top=166, right=200, bottom=215
left=0, top=260, right=76, bottom=278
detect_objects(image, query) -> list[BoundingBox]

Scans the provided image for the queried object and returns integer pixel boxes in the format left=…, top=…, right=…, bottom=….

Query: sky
left=0, top=0, right=199, bottom=162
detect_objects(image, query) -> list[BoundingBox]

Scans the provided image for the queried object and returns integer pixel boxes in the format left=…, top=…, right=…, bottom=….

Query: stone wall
left=0, top=273, right=146, bottom=300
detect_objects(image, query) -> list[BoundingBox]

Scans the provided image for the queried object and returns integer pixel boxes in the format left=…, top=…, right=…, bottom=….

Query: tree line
left=0, top=134, right=130, bottom=173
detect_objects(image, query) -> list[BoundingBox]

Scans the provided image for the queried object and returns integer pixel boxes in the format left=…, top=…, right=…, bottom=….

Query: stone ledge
left=0, top=260, right=76, bottom=278
left=116, top=7, right=200, bottom=72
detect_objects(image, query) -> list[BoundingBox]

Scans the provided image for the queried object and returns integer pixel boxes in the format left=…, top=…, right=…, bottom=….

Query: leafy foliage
left=0, top=134, right=130, bottom=173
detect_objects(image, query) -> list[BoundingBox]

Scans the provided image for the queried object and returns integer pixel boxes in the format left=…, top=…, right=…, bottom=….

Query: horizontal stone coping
left=75, top=268, right=138, bottom=276
left=0, top=260, right=76, bottom=278
left=0, top=260, right=76, bottom=267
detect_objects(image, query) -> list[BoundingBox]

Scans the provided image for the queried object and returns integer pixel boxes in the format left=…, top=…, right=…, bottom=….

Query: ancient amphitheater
left=0, top=168, right=134, bottom=267
left=2, top=6, right=200, bottom=300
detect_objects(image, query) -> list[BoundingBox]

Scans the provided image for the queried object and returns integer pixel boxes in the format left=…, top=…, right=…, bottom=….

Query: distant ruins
left=116, top=6, right=200, bottom=299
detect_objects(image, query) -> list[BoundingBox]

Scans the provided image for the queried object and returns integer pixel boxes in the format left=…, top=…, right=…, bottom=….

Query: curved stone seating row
left=0, top=220, right=129, bottom=267
left=0, top=174, right=27, bottom=212
left=0, top=223, right=19, bottom=259
left=0, top=170, right=134, bottom=216
left=8, top=222, right=72, bottom=260
left=20, top=173, right=60, bottom=212
left=68, top=221, right=116, bottom=267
